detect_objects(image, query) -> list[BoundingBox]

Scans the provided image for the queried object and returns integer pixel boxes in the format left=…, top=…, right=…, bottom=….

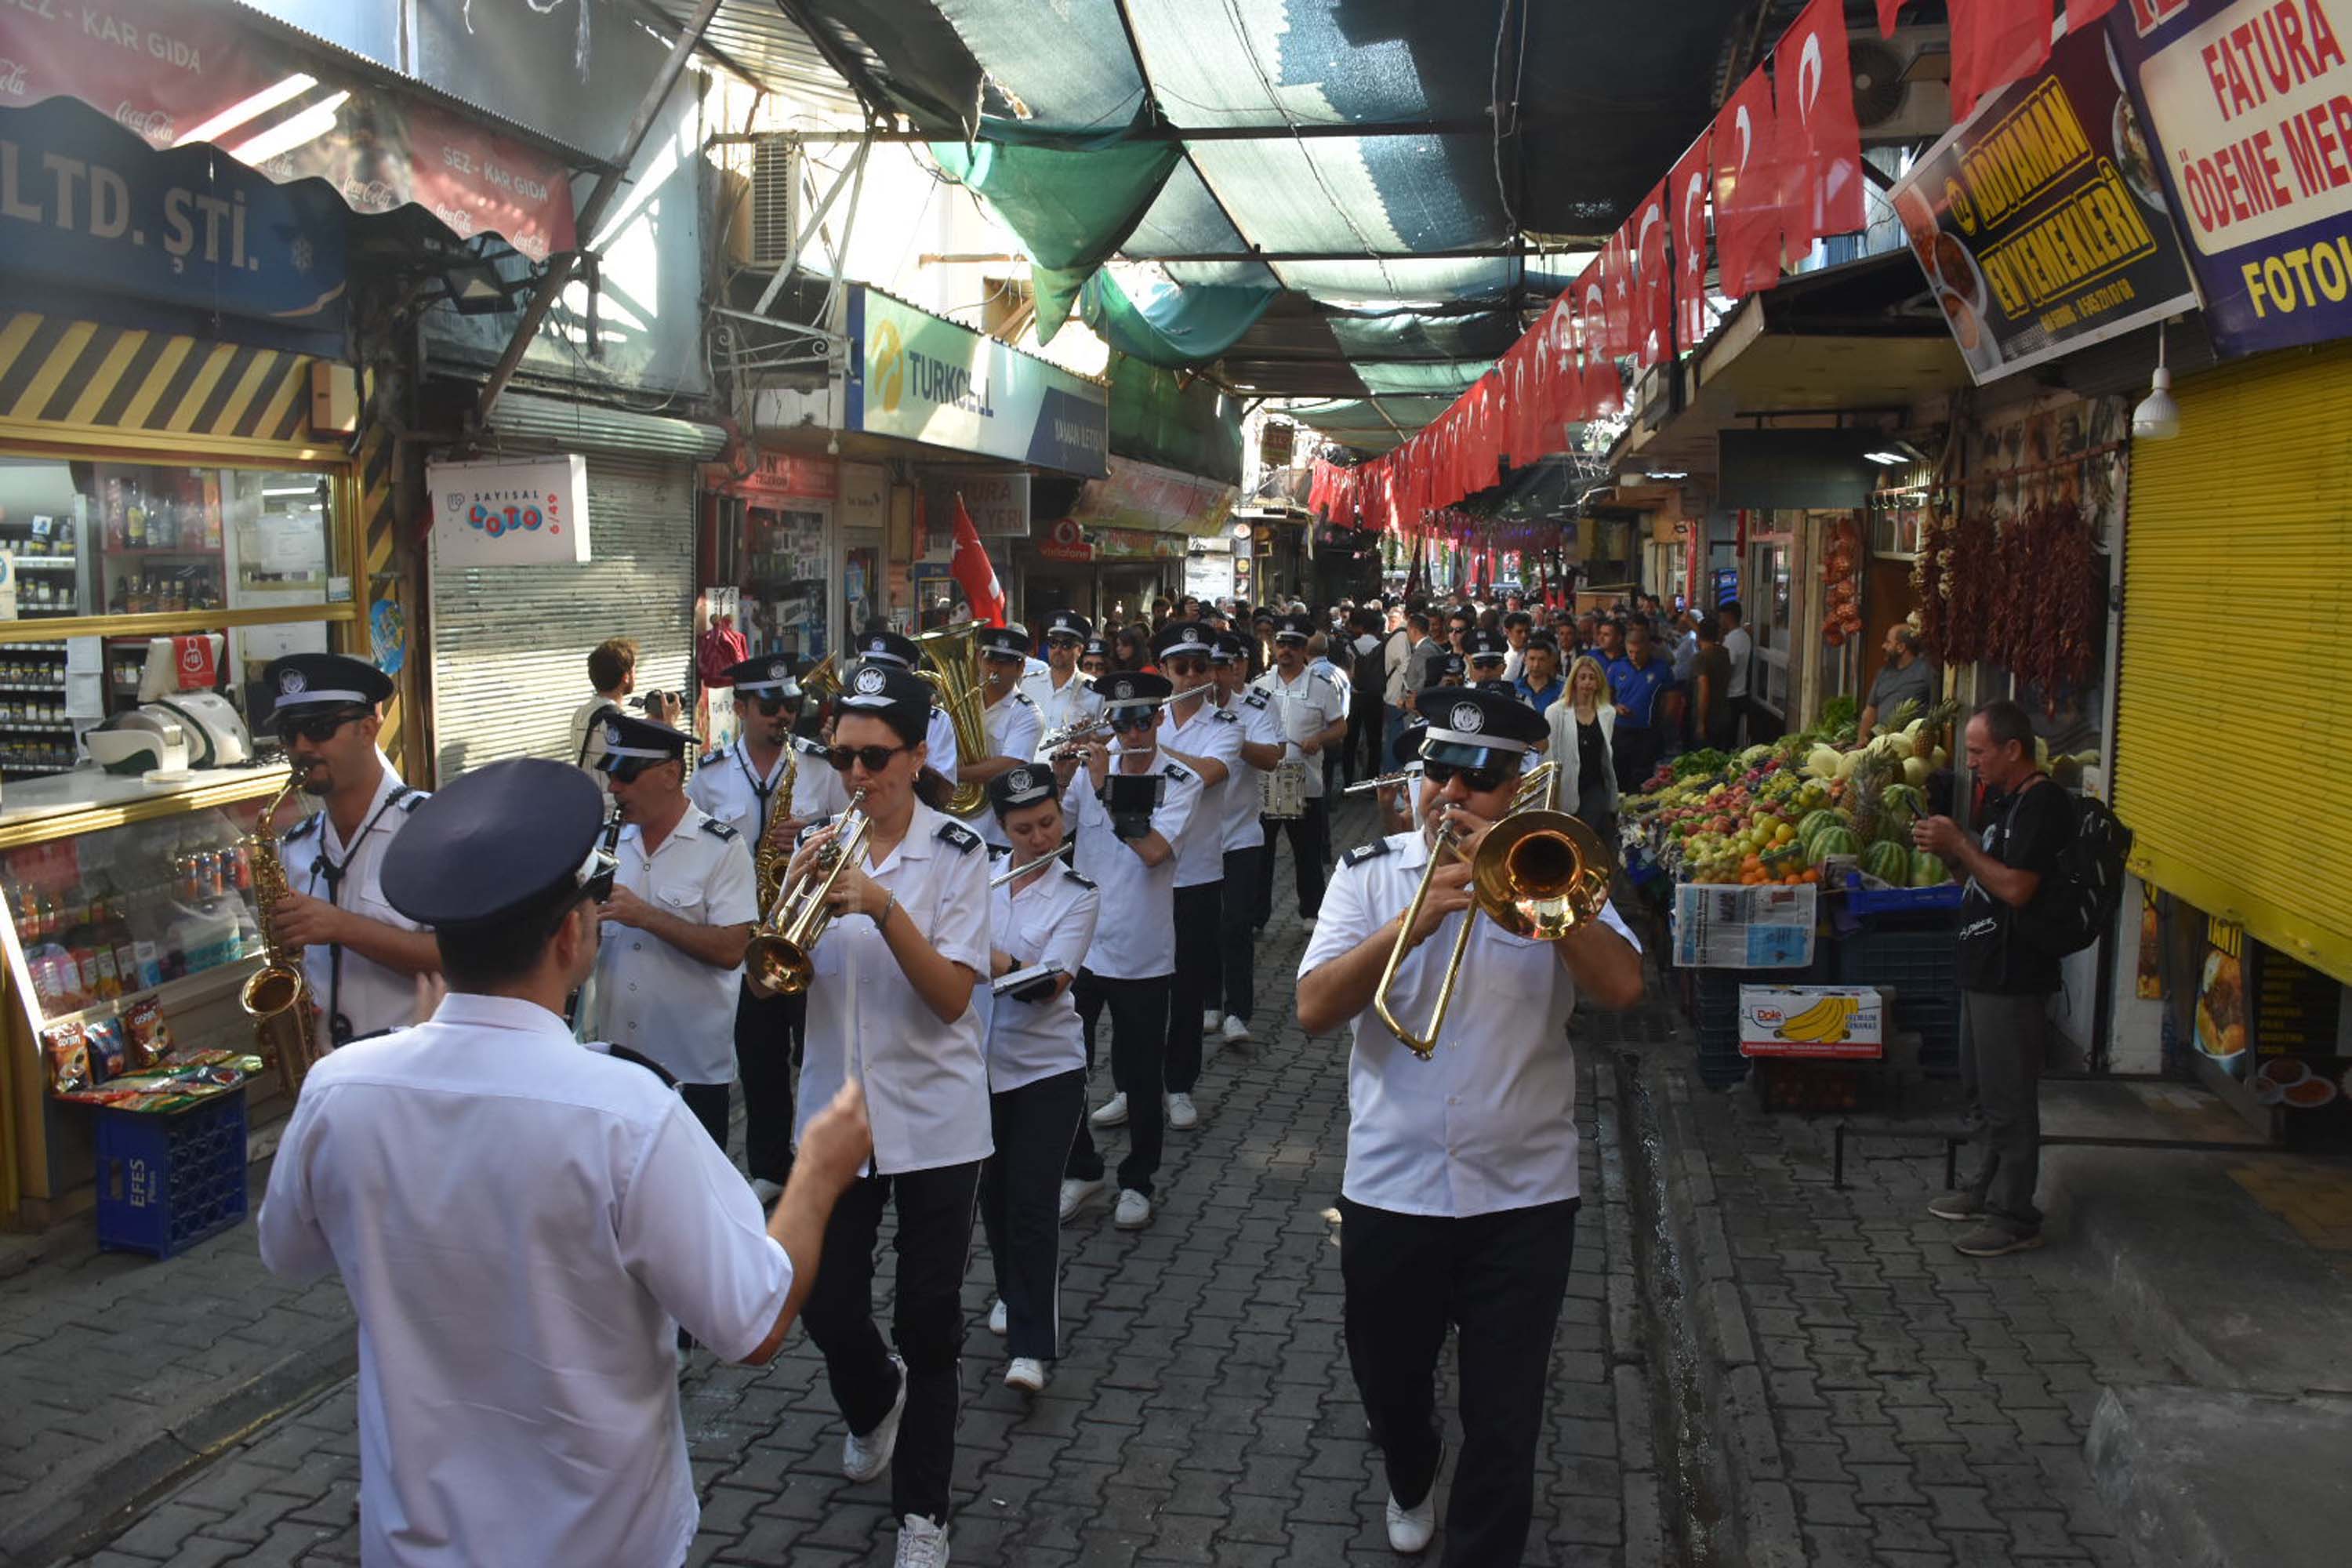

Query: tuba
left=913, top=621, right=992, bottom=818
left=799, top=652, right=840, bottom=706
left=1372, top=761, right=1616, bottom=1058
left=240, top=775, right=323, bottom=1095
left=743, top=789, right=870, bottom=994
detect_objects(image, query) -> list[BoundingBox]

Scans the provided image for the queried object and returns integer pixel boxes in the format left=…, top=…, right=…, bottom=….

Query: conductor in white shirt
left=258, top=757, right=870, bottom=1568
left=1296, top=684, right=1644, bottom=1563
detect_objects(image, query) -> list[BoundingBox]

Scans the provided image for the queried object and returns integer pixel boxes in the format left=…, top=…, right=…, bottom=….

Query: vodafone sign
left=1036, top=517, right=1091, bottom=563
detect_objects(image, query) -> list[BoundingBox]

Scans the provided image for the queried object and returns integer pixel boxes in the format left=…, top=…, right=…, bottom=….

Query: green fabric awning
left=1078, top=268, right=1278, bottom=370
left=1109, top=357, right=1243, bottom=486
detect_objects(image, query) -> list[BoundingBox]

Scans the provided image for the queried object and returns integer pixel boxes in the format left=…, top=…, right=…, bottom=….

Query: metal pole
left=751, top=129, right=870, bottom=319
left=475, top=0, right=727, bottom=429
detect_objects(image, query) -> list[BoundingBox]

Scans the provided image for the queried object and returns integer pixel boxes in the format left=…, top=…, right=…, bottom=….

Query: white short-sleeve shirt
left=1069, top=750, right=1200, bottom=979
left=1252, top=666, right=1347, bottom=800
left=975, top=691, right=1044, bottom=849
left=687, top=736, right=837, bottom=847
left=281, top=762, right=430, bottom=1045
left=257, top=994, right=792, bottom=1568
left=1018, top=666, right=1098, bottom=753
left=590, top=805, right=759, bottom=1085
left=1297, top=828, right=1642, bottom=1219
left=925, top=705, right=960, bottom=783
left=1218, top=688, right=1285, bottom=853
left=794, top=802, right=994, bottom=1174
left=1156, top=698, right=1243, bottom=887
left=984, top=853, right=1099, bottom=1092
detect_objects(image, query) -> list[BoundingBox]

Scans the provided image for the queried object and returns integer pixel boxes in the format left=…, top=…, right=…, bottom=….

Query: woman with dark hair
left=765, top=662, right=993, bottom=1568
left=1113, top=624, right=1156, bottom=675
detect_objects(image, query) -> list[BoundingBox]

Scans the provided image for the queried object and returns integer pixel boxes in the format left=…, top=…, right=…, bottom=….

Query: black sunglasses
left=1109, top=711, right=1158, bottom=732
left=604, top=756, right=669, bottom=785
left=826, top=742, right=912, bottom=773
left=750, top=694, right=800, bottom=716
left=275, top=709, right=366, bottom=746
left=1163, top=656, right=1209, bottom=674
left=1420, top=759, right=1510, bottom=794
left=1046, top=634, right=1083, bottom=648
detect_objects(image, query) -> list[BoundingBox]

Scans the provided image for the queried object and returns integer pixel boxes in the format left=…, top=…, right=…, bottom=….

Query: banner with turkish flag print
left=1713, top=66, right=1784, bottom=299
left=1951, top=0, right=2053, bottom=120
left=1777, top=0, right=1867, bottom=256
left=1606, top=225, right=1639, bottom=365
left=949, top=494, right=1008, bottom=626
left=1633, top=177, right=1672, bottom=367
left=1669, top=129, right=1714, bottom=352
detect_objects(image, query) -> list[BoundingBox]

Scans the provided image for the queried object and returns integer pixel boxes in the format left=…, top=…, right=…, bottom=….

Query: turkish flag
left=949, top=494, right=1007, bottom=626
left=1633, top=177, right=1671, bottom=368
left=1777, top=0, right=1867, bottom=255
left=1951, top=0, right=2052, bottom=120
left=1573, top=277, right=1621, bottom=417
left=1668, top=129, right=1713, bottom=352
left=1606, top=225, right=1638, bottom=364
left=1713, top=66, right=1784, bottom=299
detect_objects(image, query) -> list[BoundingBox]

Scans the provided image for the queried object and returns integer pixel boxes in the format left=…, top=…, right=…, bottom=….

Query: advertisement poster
left=1889, top=19, right=2199, bottom=381
left=426, top=455, right=592, bottom=567
left=847, top=287, right=1109, bottom=479
left=2108, top=0, right=2352, bottom=356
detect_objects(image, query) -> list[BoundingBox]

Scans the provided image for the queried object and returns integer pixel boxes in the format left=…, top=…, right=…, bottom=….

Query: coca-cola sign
left=0, top=59, right=29, bottom=99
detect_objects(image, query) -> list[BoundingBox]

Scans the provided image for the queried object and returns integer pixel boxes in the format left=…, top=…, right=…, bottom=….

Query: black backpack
left=2013, top=789, right=2133, bottom=956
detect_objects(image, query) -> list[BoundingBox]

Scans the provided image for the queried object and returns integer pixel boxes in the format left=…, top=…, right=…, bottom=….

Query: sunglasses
left=750, top=695, right=799, bottom=716
left=1109, top=712, right=1158, bottom=732
left=604, top=757, right=669, bottom=784
left=1046, top=635, right=1083, bottom=648
left=826, top=742, right=912, bottom=773
left=275, top=709, right=366, bottom=746
left=1164, top=656, right=1208, bottom=675
left=1420, top=759, right=1511, bottom=794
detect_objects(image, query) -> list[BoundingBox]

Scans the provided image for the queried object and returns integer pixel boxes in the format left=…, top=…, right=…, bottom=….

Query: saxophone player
left=968, top=626, right=1044, bottom=849
left=260, top=654, right=438, bottom=1046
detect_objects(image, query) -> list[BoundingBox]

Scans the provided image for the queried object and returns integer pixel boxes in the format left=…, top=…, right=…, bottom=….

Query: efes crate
left=94, top=1089, right=250, bottom=1258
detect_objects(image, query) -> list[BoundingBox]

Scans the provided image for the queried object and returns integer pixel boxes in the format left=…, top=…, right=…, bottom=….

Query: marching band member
left=688, top=654, right=834, bottom=1201
left=768, top=661, right=993, bottom=1568
left=1151, top=621, right=1241, bottom=1126
left=589, top=713, right=758, bottom=1153
left=978, top=766, right=1099, bottom=1395
left=970, top=625, right=1045, bottom=848
left=845, top=628, right=961, bottom=787
left=259, top=757, right=873, bottom=1568
left=1369, top=717, right=1431, bottom=837
left=1053, top=672, right=1201, bottom=1230
left=1463, top=630, right=1512, bottom=688
left=1210, top=630, right=1286, bottom=1045
left=1252, top=613, right=1349, bottom=928
left=1077, top=637, right=1113, bottom=684
left=262, top=653, right=438, bottom=1046
left=1295, top=684, right=1644, bottom=1564
left=1020, top=610, right=1100, bottom=746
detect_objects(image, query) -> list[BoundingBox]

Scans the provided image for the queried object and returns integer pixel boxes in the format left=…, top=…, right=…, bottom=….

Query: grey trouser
left=1959, top=989, right=2049, bottom=1231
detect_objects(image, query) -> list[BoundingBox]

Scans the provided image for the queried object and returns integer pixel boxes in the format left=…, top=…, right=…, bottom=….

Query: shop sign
left=1036, top=517, right=1092, bottom=562
left=727, top=450, right=836, bottom=501
left=1091, top=528, right=1190, bottom=561
left=839, top=462, right=887, bottom=530
left=2111, top=0, right=2352, bottom=356
left=846, top=286, right=1109, bottom=478
left=0, top=97, right=347, bottom=332
left=925, top=470, right=1030, bottom=538
left=1073, top=456, right=1240, bottom=538
left=426, top=454, right=592, bottom=567
left=1889, top=17, right=2198, bottom=382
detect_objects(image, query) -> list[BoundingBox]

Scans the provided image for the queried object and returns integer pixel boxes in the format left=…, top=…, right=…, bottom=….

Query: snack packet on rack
left=43, top=1022, right=91, bottom=1094
left=122, top=998, right=172, bottom=1072
left=84, top=1017, right=127, bottom=1083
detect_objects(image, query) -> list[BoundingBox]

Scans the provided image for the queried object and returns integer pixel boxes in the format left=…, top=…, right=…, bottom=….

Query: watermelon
left=1798, top=808, right=1846, bottom=845
left=1878, top=783, right=1926, bottom=822
left=1860, top=840, right=1911, bottom=885
left=1909, top=849, right=1951, bottom=887
left=1809, top=826, right=1860, bottom=862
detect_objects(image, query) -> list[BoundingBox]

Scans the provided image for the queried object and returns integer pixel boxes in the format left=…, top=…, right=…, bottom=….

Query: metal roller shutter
left=429, top=452, right=697, bottom=783
left=2115, top=340, right=2352, bottom=982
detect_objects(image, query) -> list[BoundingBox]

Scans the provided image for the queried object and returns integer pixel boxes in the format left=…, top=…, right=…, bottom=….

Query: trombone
left=743, top=789, right=870, bottom=995
left=1372, top=761, right=1616, bottom=1059
left=989, top=840, right=1073, bottom=887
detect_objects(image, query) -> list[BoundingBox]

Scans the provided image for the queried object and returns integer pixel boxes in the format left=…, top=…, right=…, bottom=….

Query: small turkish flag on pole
left=949, top=493, right=1008, bottom=626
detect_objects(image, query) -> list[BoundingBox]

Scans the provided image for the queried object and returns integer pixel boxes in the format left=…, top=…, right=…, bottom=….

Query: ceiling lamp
left=2132, top=322, right=2182, bottom=441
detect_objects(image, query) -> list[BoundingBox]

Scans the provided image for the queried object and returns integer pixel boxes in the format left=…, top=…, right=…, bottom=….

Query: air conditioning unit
left=747, top=136, right=804, bottom=269
left=1850, top=26, right=1951, bottom=145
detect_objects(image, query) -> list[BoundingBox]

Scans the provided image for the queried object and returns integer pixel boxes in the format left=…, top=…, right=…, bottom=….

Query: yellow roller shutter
left=2115, top=339, right=2352, bottom=982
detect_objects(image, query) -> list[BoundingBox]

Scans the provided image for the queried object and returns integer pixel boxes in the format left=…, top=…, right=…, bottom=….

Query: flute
left=990, top=841, right=1074, bottom=887
left=1343, top=768, right=1418, bottom=796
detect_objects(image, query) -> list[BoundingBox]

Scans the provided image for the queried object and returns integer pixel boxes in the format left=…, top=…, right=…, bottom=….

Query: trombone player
left=1294, top=684, right=1642, bottom=1565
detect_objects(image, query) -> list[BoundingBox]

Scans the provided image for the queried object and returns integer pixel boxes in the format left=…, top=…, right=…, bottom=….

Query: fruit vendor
left=1857, top=623, right=1936, bottom=744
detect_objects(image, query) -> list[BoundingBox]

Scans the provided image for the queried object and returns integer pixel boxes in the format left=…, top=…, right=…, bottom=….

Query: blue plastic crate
left=1841, top=873, right=1965, bottom=915
left=95, top=1089, right=249, bottom=1258
left=1832, top=927, right=1962, bottom=1073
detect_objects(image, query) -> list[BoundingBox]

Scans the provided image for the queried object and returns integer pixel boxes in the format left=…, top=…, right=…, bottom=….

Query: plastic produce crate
left=1831, top=927, right=1962, bottom=1073
left=1687, top=960, right=1828, bottom=1091
left=95, top=1089, right=249, bottom=1258
left=1839, top=873, right=1965, bottom=916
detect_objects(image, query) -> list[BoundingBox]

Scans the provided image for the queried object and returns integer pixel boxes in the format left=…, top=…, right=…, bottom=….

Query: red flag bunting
left=1633, top=177, right=1672, bottom=368
left=1668, top=129, right=1713, bottom=352
left=1712, top=66, right=1784, bottom=299
left=1777, top=0, right=1867, bottom=255
left=1951, top=0, right=2052, bottom=121
left=949, top=494, right=1007, bottom=626
left=1606, top=224, right=1638, bottom=365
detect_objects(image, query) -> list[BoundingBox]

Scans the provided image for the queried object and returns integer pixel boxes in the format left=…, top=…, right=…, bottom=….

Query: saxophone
left=753, top=742, right=799, bottom=912
left=240, top=775, right=321, bottom=1097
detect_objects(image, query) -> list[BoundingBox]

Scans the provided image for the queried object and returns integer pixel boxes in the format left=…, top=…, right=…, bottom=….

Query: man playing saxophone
left=260, top=654, right=438, bottom=1047
left=968, top=625, right=1044, bottom=850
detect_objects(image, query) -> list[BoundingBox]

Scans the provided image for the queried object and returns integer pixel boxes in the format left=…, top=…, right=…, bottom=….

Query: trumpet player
left=260, top=654, right=437, bottom=1047
left=848, top=627, right=960, bottom=788
left=1294, top=684, right=1642, bottom=1564
left=969, top=626, right=1044, bottom=849
left=765, top=662, right=992, bottom=1568
left=1150, top=621, right=1240, bottom=1127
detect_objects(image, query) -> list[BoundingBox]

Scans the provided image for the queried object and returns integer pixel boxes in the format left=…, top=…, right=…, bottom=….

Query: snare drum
left=1260, top=757, right=1308, bottom=820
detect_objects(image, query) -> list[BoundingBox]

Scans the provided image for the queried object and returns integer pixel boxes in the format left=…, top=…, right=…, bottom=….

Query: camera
left=1106, top=772, right=1165, bottom=840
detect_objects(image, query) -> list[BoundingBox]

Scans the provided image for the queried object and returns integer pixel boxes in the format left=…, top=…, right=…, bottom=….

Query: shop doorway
left=840, top=527, right=883, bottom=643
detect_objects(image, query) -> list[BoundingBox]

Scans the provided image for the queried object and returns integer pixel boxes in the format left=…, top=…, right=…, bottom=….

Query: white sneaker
left=987, top=1299, right=1007, bottom=1337
left=894, top=1514, right=950, bottom=1567
left=1221, top=1014, right=1253, bottom=1044
left=1089, top=1092, right=1129, bottom=1127
left=1203, top=1008, right=1223, bottom=1032
left=1166, top=1092, right=1199, bottom=1130
left=750, top=1177, right=783, bottom=1207
left=1114, top=1188, right=1153, bottom=1229
left=1004, top=1356, right=1046, bottom=1393
left=1385, top=1491, right=1436, bottom=1554
left=841, top=1356, right=907, bottom=1483
left=1301, top=915, right=1318, bottom=930
left=1058, top=1176, right=1105, bottom=1221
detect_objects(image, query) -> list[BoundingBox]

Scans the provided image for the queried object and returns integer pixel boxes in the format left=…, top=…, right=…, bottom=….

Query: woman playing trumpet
left=759, top=660, right=992, bottom=1568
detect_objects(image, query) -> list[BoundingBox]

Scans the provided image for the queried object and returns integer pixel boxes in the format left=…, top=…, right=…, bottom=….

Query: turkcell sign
left=846, top=285, right=1109, bottom=479
left=426, top=454, right=592, bottom=567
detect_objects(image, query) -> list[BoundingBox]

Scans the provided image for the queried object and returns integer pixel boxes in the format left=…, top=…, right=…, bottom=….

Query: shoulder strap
left=576, top=702, right=618, bottom=768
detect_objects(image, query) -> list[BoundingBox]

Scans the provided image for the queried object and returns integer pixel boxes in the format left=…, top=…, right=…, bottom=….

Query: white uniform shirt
left=926, top=705, right=960, bottom=782
left=974, top=691, right=1044, bottom=849
left=1069, top=750, right=1200, bottom=979
left=1298, top=829, right=1642, bottom=1218
left=1252, top=665, right=1348, bottom=800
left=1724, top=625, right=1753, bottom=700
left=1019, top=666, right=1099, bottom=755
left=984, top=853, right=1100, bottom=1092
left=257, top=994, right=792, bottom=1568
left=685, top=737, right=836, bottom=848
left=1219, top=688, right=1286, bottom=853
left=591, top=805, right=758, bottom=1086
left=281, top=764, right=429, bottom=1044
left=1503, top=646, right=1526, bottom=684
left=1156, top=698, right=1244, bottom=887
left=572, top=691, right=620, bottom=793
left=794, top=803, right=993, bottom=1174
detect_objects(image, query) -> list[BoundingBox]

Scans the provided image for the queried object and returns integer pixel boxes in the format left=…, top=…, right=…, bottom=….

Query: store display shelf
left=0, top=642, right=65, bottom=652
left=13, top=557, right=78, bottom=570
left=0, top=681, right=66, bottom=692
left=0, top=720, right=71, bottom=731
left=1, top=764, right=76, bottom=778
left=34, top=956, right=252, bottom=1036
left=100, top=546, right=221, bottom=558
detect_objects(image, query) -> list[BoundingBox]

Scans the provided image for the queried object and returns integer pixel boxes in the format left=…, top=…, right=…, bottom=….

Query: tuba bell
left=912, top=621, right=992, bottom=818
left=798, top=652, right=840, bottom=706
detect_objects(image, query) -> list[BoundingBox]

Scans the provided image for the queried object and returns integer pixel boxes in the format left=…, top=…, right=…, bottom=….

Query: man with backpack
left=1911, top=701, right=2078, bottom=1258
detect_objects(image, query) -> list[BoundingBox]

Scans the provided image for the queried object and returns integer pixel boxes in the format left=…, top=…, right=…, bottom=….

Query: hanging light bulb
left=2132, top=321, right=2182, bottom=441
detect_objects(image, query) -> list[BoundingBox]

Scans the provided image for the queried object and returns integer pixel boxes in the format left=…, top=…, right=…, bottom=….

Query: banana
left=1774, top=998, right=1840, bottom=1040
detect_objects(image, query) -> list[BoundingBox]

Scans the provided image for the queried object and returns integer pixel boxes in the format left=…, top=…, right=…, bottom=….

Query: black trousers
left=981, top=1069, right=1086, bottom=1359
left=800, top=1160, right=983, bottom=1526
left=1167, top=880, right=1221, bottom=1093
left=1612, top=724, right=1661, bottom=795
left=1256, top=797, right=1329, bottom=921
left=1339, top=1194, right=1581, bottom=1568
left=1219, top=845, right=1264, bottom=1022
left=734, top=982, right=801, bottom=1186
left=678, top=1082, right=729, bottom=1154
left=1347, top=691, right=1385, bottom=785
left=1960, top=990, right=2049, bottom=1232
left=1066, top=968, right=1170, bottom=1196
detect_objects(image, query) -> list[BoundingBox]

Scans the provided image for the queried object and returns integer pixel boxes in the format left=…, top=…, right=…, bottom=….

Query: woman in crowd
left=1549, top=654, right=1621, bottom=842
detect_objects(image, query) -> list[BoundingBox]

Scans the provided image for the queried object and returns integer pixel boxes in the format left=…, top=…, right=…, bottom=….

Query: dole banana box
left=1737, top=985, right=1887, bottom=1059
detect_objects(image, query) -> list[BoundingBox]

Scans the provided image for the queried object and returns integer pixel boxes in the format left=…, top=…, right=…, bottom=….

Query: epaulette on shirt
left=1062, top=868, right=1098, bottom=890
left=1011, top=691, right=1035, bottom=706
left=604, top=1043, right=681, bottom=1090
left=791, top=735, right=829, bottom=757
left=1243, top=690, right=1271, bottom=710
left=936, top=821, right=982, bottom=854
left=284, top=814, right=322, bottom=843
left=699, top=818, right=741, bottom=842
left=391, top=789, right=428, bottom=814
left=1162, top=760, right=1194, bottom=783
left=1343, top=840, right=1396, bottom=867
left=795, top=815, right=837, bottom=845
left=700, top=749, right=726, bottom=768
left=1211, top=707, right=1239, bottom=724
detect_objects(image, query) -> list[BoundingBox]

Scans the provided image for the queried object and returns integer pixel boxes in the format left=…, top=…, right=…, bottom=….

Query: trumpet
left=1372, top=761, right=1616, bottom=1059
left=742, top=789, right=870, bottom=994
left=1343, top=768, right=1417, bottom=797
left=989, top=840, right=1074, bottom=887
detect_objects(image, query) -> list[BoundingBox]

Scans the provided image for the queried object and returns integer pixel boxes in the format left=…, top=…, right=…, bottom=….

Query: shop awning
left=1072, top=456, right=1240, bottom=539
left=1, top=0, right=579, bottom=263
